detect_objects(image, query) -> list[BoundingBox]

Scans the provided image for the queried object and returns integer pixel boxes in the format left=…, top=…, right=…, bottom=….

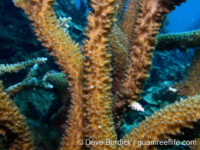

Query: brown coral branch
left=81, top=0, right=118, bottom=149
left=13, top=0, right=84, bottom=149
left=118, top=95, right=200, bottom=150
left=0, top=81, right=34, bottom=150
left=111, top=23, right=128, bottom=72
left=112, top=0, right=186, bottom=122
left=110, top=23, right=128, bottom=94
left=10, top=0, right=200, bottom=150
left=118, top=0, right=141, bottom=44
left=174, top=49, right=200, bottom=97
left=189, top=138, right=200, bottom=150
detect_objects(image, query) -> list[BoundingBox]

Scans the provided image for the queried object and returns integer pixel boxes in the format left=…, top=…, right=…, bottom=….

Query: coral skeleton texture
left=0, top=0, right=200, bottom=150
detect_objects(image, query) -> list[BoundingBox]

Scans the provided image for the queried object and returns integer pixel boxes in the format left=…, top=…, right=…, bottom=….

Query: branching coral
left=1, top=0, right=200, bottom=149
left=111, top=23, right=128, bottom=72
left=156, top=29, right=200, bottom=52
left=110, top=23, right=128, bottom=94
left=13, top=0, right=85, bottom=149
left=120, top=95, right=200, bottom=150
left=0, top=57, right=47, bottom=76
left=112, top=0, right=186, bottom=122
left=0, top=57, right=47, bottom=98
left=118, top=0, right=141, bottom=44
left=0, top=57, right=48, bottom=149
left=81, top=0, right=118, bottom=148
left=0, top=81, right=33, bottom=149
left=174, top=49, right=200, bottom=97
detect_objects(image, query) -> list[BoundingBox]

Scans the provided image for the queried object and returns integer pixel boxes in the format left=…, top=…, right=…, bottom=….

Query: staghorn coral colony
left=0, top=0, right=200, bottom=150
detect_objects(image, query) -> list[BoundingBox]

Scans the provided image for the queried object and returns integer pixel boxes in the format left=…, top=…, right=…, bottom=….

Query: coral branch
left=112, top=0, right=186, bottom=122
left=13, top=0, right=84, bottom=149
left=189, top=138, right=200, bottom=150
left=118, top=0, right=141, bottom=43
left=110, top=23, right=128, bottom=94
left=174, top=49, right=200, bottom=97
left=82, top=0, right=118, bottom=149
left=111, top=23, right=128, bottom=72
left=118, top=95, right=200, bottom=150
left=0, top=57, right=47, bottom=76
left=10, top=0, right=200, bottom=150
left=156, top=29, right=200, bottom=52
left=0, top=81, right=33, bottom=150
left=5, top=64, right=39, bottom=97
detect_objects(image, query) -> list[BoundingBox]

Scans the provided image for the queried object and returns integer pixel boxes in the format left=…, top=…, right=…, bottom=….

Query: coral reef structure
left=0, top=0, right=200, bottom=150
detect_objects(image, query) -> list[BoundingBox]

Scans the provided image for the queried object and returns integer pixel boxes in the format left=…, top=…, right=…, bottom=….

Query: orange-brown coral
left=119, top=95, right=200, bottom=150
left=81, top=0, right=118, bottom=149
left=174, top=49, right=200, bottom=97
left=0, top=81, right=33, bottom=150
left=13, top=0, right=84, bottom=149
left=112, top=0, right=185, bottom=122
left=11, top=0, right=200, bottom=150
left=118, top=0, right=141, bottom=44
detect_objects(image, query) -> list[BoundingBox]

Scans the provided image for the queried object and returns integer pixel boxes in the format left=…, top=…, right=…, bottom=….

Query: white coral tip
left=130, top=101, right=144, bottom=112
left=168, top=87, right=177, bottom=93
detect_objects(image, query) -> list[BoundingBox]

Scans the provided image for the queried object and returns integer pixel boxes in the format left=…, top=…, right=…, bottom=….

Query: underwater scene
left=0, top=0, right=200, bottom=149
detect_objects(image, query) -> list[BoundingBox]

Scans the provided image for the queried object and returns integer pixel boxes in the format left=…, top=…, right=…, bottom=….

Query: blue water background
left=167, top=0, right=200, bottom=33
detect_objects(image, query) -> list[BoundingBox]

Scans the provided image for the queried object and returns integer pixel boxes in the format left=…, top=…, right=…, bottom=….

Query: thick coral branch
left=82, top=0, right=118, bottom=149
left=13, top=0, right=84, bottom=149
